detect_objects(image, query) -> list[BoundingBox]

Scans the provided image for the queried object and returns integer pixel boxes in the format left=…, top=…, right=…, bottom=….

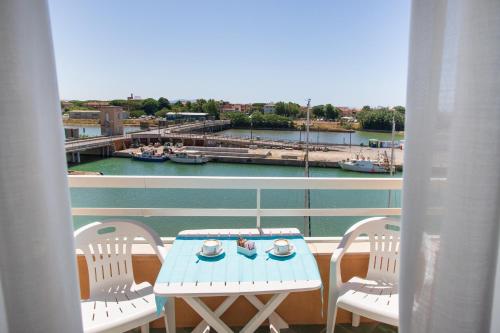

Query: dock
left=114, top=145, right=404, bottom=170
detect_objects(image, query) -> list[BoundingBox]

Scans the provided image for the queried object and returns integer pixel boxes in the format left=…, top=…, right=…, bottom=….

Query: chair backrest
left=74, top=220, right=165, bottom=297
left=361, top=217, right=400, bottom=283
left=342, top=217, right=401, bottom=283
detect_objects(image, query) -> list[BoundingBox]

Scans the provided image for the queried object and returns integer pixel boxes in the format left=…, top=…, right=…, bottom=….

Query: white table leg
left=240, top=293, right=289, bottom=333
left=183, top=297, right=234, bottom=333
left=192, top=296, right=239, bottom=333
left=165, top=297, right=176, bottom=333
left=244, top=295, right=289, bottom=331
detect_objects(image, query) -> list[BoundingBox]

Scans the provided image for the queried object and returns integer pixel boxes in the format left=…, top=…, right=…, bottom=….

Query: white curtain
left=0, top=0, right=83, bottom=332
left=400, top=0, right=500, bottom=332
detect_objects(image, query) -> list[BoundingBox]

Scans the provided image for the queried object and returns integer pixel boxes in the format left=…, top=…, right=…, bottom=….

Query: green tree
left=274, top=102, right=286, bottom=116
left=324, top=104, right=340, bottom=120
left=226, top=112, right=250, bottom=127
left=129, top=110, right=146, bottom=118
left=312, top=105, right=325, bottom=118
left=142, top=98, right=159, bottom=115
left=362, top=105, right=372, bottom=112
left=357, top=107, right=405, bottom=131
left=110, top=99, right=128, bottom=107
left=155, top=108, right=169, bottom=118
left=274, top=102, right=300, bottom=118
left=158, top=97, right=171, bottom=110
left=202, top=99, right=220, bottom=119
left=394, top=105, right=405, bottom=114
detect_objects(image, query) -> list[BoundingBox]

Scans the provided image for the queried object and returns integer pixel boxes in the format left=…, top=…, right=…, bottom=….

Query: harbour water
left=221, top=129, right=404, bottom=146
left=69, top=156, right=401, bottom=237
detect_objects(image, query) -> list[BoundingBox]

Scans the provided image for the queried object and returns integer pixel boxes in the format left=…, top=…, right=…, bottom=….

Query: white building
left=263, top=103, right=275, bottom=114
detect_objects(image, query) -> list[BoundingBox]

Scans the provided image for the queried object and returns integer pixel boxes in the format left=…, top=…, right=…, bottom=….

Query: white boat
left=338, top=153, right=391, bottom=173
left=168, top=151, right=208, bottom=164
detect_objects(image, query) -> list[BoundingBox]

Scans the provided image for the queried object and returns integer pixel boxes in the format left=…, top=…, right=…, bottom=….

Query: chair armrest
left=330, top=247, right=346, bottom=290
left=157, top=245, right=168, bottom=264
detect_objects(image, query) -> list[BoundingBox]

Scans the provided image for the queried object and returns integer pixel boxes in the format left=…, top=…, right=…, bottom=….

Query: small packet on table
left=237, top=237, right=257, bottom=257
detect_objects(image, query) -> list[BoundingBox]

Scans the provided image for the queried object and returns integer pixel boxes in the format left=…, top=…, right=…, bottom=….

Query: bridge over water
left=64, top=120, right=231, bottom=162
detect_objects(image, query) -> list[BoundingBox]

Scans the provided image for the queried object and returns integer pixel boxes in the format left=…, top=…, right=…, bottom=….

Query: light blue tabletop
left=154, top=230, right=322, bottom=314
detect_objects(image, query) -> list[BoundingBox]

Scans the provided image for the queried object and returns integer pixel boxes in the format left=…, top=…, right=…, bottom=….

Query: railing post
left=256, top=188, right=261, bottom=228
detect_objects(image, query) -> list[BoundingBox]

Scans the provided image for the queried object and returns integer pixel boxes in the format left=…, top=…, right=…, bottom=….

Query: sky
left=48, top=0, right=411, bottom=107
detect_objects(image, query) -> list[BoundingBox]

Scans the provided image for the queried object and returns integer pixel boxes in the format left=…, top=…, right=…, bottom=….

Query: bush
left=142, top=98, right=159, bottom=115
left=357, top=107, right=405, bottom=131
left=225, top=112, right=292, bottom=129
left=155, top=108, right=169, bottom=118
left=130, top=110, right=146, bottom=118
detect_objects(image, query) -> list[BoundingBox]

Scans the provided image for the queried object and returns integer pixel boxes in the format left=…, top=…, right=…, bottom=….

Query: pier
left=114, top=145, right=404, bottom=169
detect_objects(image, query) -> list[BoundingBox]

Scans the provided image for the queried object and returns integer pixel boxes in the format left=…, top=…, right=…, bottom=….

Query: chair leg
left=326, top=307, right=338, bottom=333
left=141, top=323, right=150, bottom=333
left=352, top=313, right=360, bottom=327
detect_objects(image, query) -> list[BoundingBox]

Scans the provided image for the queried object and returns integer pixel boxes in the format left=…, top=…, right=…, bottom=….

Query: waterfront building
left=64, top=127, right=79, bottom=139
left=99, top=106, right=124, bottom=136
left=127, top=93, right=142, bottom=101
left=338, top=106, right=359, bottom=118
left=82, top=100, right=110, bottom=108
left=263, top=103, right=275, bottom=113
left=165, top=112, right=208, bottom=121
left=220, top=102, right=250, bottom=114
left=68, top=110, right=100, bottom=119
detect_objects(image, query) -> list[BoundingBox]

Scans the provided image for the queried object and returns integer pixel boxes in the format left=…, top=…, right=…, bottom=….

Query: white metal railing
left=68, top=176, right=402, bottom=235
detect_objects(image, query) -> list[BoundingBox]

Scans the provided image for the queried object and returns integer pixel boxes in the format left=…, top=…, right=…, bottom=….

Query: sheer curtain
left=0, top=0, right=83, bottom=331
left=400, top=0, right=500, bottom=332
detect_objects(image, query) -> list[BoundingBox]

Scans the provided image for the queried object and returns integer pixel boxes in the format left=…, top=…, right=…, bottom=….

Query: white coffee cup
left=202, top=239, right=221, bottom=255
left=273, top=239, right=290, bottom=255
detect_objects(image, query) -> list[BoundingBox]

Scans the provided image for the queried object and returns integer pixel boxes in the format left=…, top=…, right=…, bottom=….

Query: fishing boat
left=168, top=151, right=208, bottom=164
left=341, top=108, right=398, bottom=174
left=132, top=149, right=168, bottom=162
left=338, top=153, right=391, bottom=173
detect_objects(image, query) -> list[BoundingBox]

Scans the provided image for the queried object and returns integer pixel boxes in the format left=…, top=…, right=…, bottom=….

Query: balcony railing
left=68, top=176, right=402, bottom=237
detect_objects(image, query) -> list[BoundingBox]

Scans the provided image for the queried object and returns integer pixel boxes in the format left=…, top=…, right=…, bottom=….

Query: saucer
left=269, top=245, right=295, bottom=258
left=197, top=247, right=225, bottom=258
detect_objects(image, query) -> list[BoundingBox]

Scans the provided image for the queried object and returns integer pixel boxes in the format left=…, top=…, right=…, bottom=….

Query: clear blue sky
left=48, top=0, right=411, bottom=107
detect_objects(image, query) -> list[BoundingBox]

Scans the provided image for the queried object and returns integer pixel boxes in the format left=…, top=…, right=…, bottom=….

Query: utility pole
left=304, top=99, right=311, bottom=236
left=388, top=107, right=396, bottom=207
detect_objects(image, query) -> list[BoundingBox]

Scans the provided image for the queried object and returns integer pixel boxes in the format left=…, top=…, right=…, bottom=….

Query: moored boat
left=338, top=153, right=391, bottom=173
left=132, top=149, right=168, bottom=162
left=168, top=151, right=208, bottom=164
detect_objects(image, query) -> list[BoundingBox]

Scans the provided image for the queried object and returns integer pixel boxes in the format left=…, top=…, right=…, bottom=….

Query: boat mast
left=304, top=99, right=311, bottom=236
left=390, top=107, right=396, bottom=175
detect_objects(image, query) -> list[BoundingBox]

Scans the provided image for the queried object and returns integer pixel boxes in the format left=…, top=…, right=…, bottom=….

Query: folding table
left=154, top=228, right=322, bottom=333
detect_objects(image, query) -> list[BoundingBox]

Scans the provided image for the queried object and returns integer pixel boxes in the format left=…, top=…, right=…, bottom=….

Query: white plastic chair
left=74, top=220, right=169, bottom=333
left=326, top=217, right=400, bottom=333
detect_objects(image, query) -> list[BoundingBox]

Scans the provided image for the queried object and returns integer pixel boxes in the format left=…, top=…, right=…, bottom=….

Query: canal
left=69, top=157, right=402, bottom=237
left=220, top=129, right=404, bottom=145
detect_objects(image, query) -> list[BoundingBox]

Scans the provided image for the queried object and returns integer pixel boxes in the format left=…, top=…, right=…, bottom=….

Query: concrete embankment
left=113, top=145, right=403, bottom=170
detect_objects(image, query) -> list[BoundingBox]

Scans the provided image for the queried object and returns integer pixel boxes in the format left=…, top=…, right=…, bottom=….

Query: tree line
left=109, top=98, right=221, bottom=119
left=225, top=112, right=292, bottom=129
left=357, top=105, right=405, bottom=131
